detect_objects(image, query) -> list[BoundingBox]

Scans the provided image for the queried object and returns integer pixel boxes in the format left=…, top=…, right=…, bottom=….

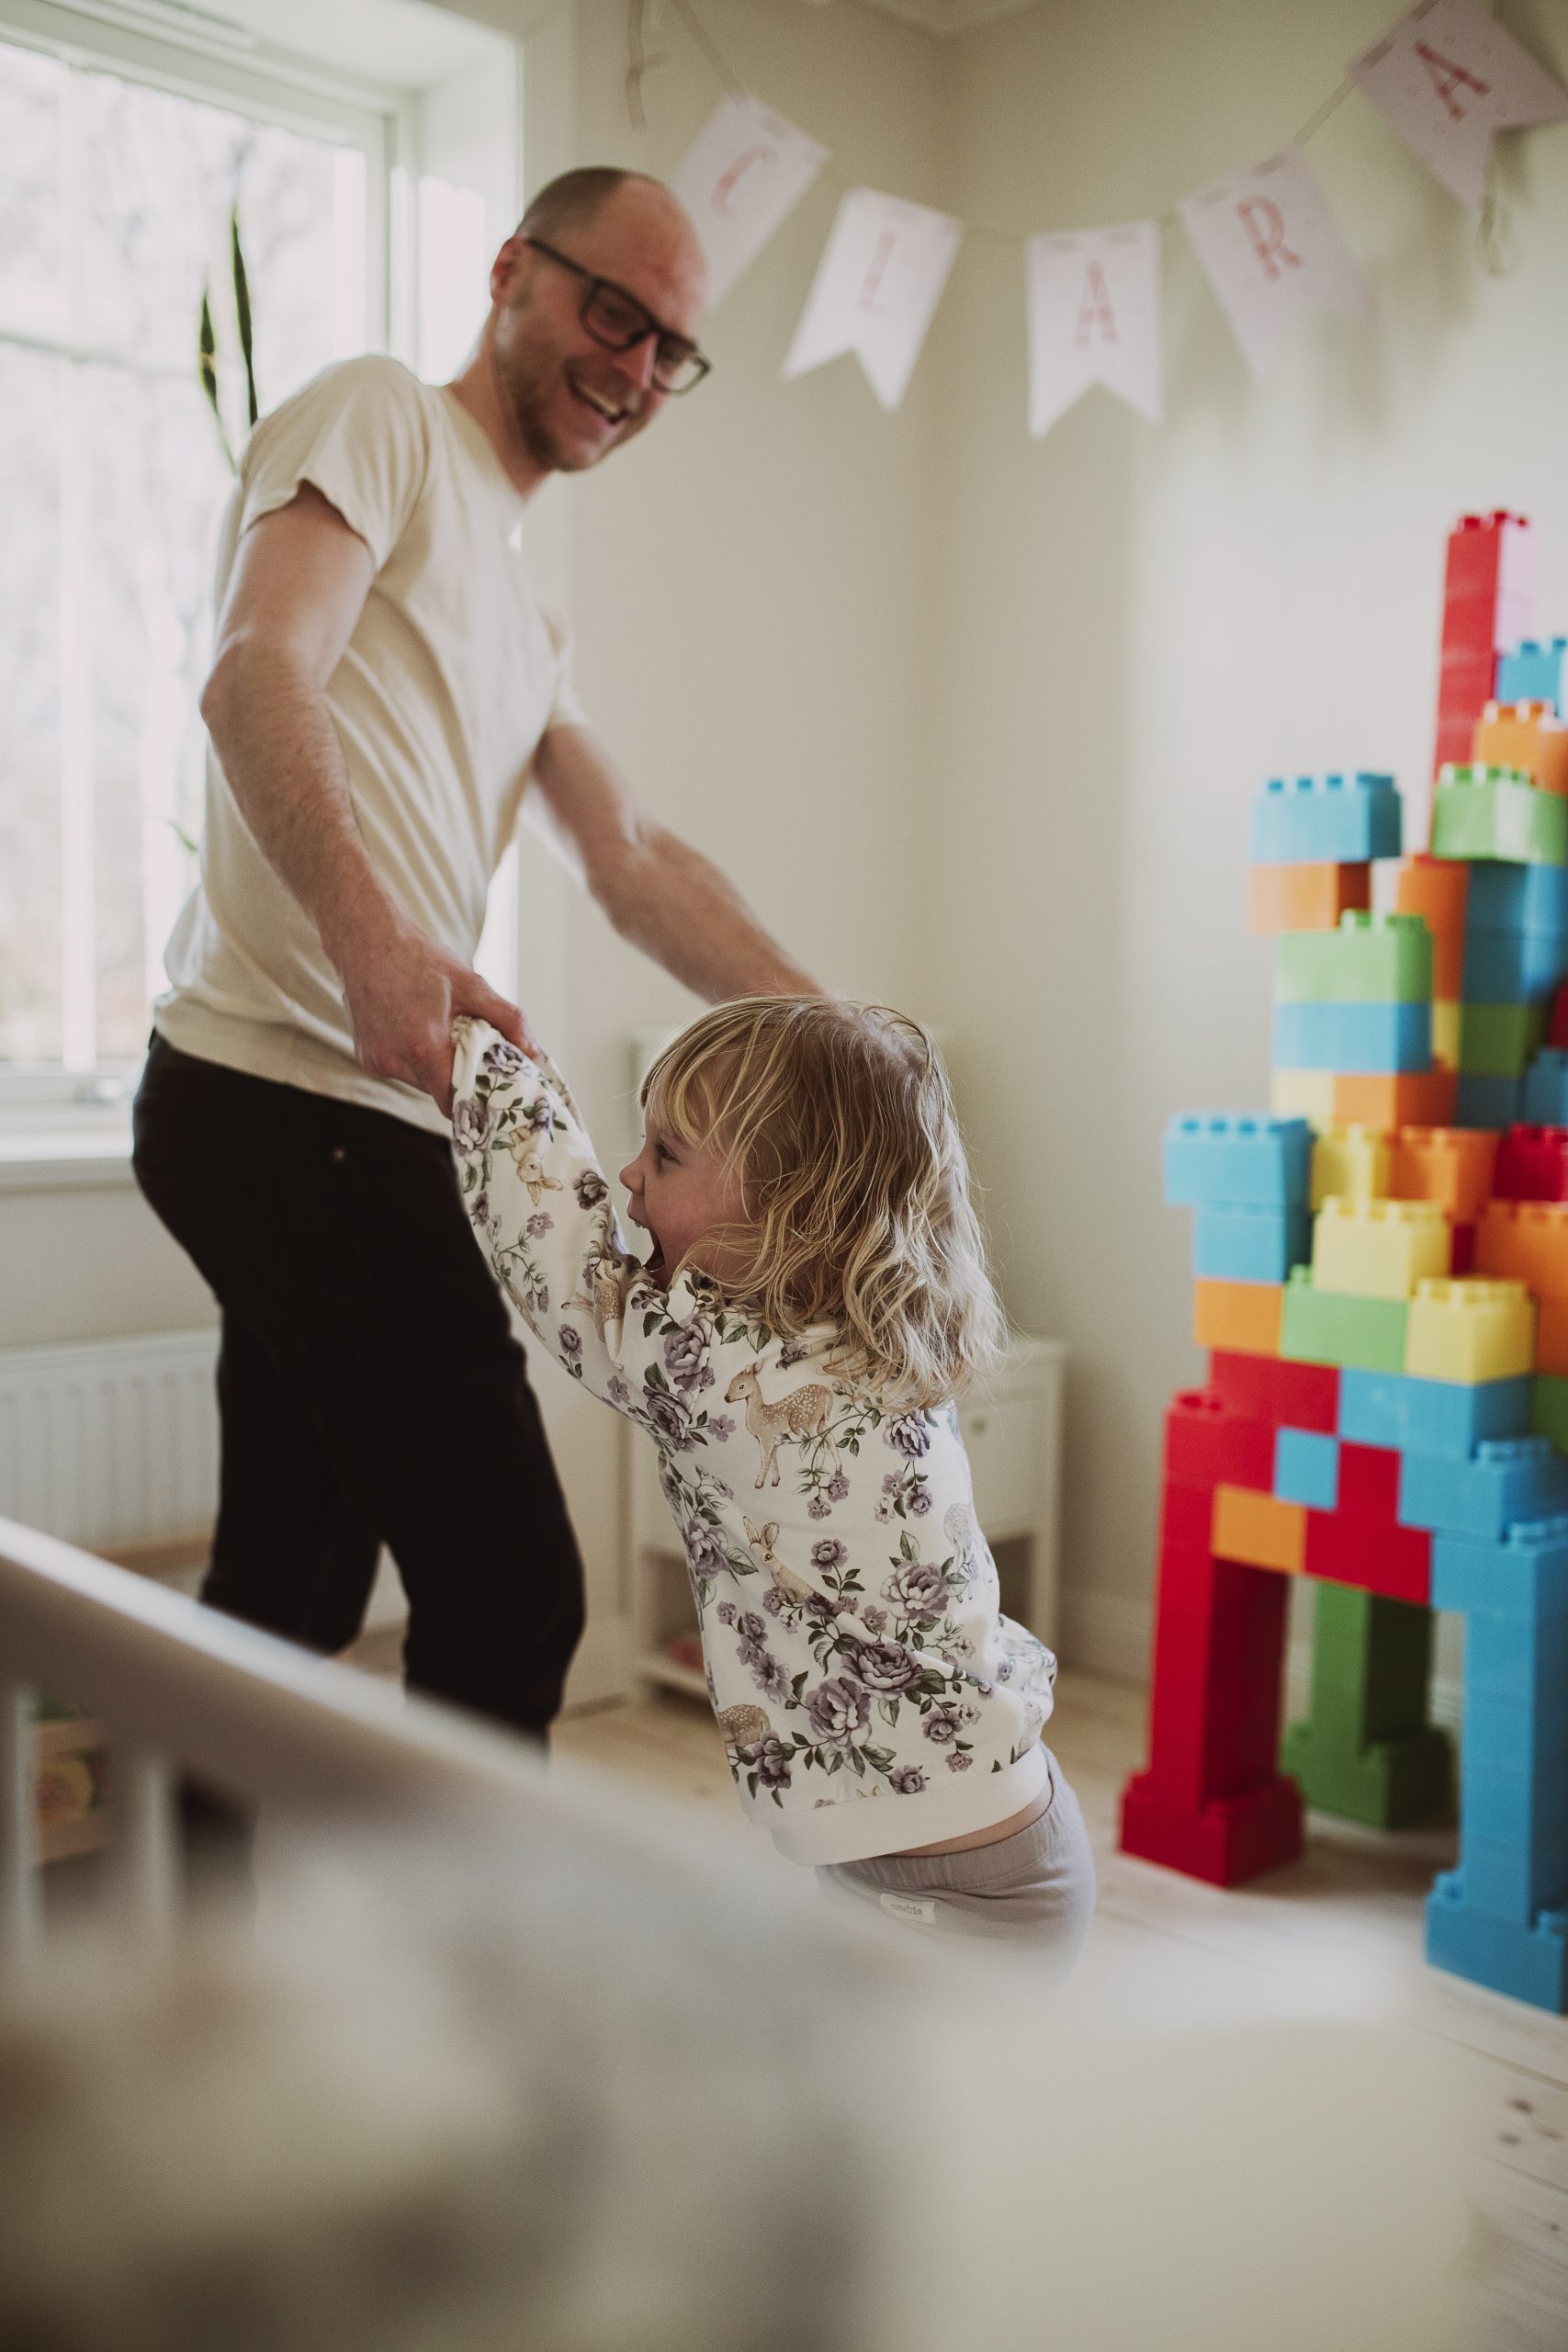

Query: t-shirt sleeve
left=236, top=356, right=431, bottom=571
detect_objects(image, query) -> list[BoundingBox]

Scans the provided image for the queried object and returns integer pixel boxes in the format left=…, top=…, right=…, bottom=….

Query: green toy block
left=1533, top=1374, right=1568, bottom=1458
left=1282, top=1722, right=1454, bottom=1827
left=1459, top=1001, right=1549, bottom=1078
left=1273, top=912, right=1434, bottom=1005
left=1280, top=1586, right=1451, bottom=1829
left=1279, top=1267, right=1409, bottom=1373
left=1430, top=765, right=1568, bottom=866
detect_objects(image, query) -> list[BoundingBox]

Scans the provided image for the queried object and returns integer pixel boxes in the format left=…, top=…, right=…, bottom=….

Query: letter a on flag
left=1024, top=222, right=1161, bottom=439
left=1350, top=0, right=1568, bottom=207
left=671, top=93, right=829, bottom=310
left=1180, top=146, right=1371, bottom=379
left=783, top=188, right=963, bottom=413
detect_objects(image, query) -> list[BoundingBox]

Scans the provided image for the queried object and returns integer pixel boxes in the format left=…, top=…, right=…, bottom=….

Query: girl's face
left=619, top=1114, right=752, bottom=1283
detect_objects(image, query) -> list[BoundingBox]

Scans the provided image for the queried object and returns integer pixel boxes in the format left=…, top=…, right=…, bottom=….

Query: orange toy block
left=1212, top=1484, right=1306, bottom=1575
left=1393, top=856, right=1467, bottom=996
left=1390, top=1125, right=1499, bottom=1225
left=1476, top=1200, right=1568, bottom=1301
left=1192, top=1278, right=1283, bottom=1355
left=1334, top=1070, right=1458, bottom=1129
left=1538, top=1296, right=1568, bottom=1375
left=1247, top=862, right=1371, bottom=935
left=1473, top=701, right=1568, bottom=797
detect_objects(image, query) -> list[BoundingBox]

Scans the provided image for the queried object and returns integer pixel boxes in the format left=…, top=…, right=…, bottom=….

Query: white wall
left=928, top=0, right=1568, bottom=1672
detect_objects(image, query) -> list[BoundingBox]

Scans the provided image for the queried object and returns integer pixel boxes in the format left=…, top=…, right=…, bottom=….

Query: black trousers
left=131, top=1033, right=586, bottom=1738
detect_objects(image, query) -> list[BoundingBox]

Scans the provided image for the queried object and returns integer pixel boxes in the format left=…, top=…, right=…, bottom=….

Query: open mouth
left=567, top=371, right=630, bottom=428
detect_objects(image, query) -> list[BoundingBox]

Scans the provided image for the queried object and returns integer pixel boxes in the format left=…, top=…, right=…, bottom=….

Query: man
left=132, top=169, right=814, bottom=1738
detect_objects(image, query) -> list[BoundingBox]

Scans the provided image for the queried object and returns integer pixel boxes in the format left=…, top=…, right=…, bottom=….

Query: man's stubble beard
left=494, top=312, right=649, bottom=478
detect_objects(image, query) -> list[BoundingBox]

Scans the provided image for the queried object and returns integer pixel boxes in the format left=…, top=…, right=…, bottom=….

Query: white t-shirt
left=156, top=356, right=585, bottom=1135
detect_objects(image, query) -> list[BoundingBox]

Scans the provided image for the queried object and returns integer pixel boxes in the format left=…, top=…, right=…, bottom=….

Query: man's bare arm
left=200, top=485, right=528, bottom=1110
left=531, top=725, right=819, bottom=1001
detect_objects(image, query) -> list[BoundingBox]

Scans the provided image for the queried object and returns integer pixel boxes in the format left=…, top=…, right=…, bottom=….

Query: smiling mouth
left=568, top=372, right=631, bottom=426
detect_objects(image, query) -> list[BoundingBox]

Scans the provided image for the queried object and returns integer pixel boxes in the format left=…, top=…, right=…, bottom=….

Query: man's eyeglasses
left=522, top=237, right=711, bottom=395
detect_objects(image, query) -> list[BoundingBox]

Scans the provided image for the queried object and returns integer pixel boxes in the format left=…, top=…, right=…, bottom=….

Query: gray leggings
left=817, top=1747, right=1095, bottom=1969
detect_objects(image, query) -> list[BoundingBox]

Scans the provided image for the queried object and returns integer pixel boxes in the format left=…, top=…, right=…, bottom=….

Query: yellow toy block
left=1431, top=999, right=1460, bottom=1072
left=1212, top=1484, right=1305, bottom=1575
left=1310, top=1125, right=1393, bottom=1209
left=1312, top=1197, right=1451, bottom=1300
left=1271, top=1068, right=1336, bottom=1129
left=1404, top=1278, right=1535, bottom=1384
left=1473, top=699, right=1568, bottom=797
left=1192, top=1278, right=1282, bottom=1355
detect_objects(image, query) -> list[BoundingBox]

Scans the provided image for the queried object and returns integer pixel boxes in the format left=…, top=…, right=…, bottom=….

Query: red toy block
left=1156, top=1475, right=1214, bottom=1557
left=1451, top=1221, right=1476, bottom=1275
left=1551, top=986, right=1568, bottom=1052
left=1495, top=1125, right=1568, bottom=1204
left=1120, top=1772, right=1304, bottom=1887
left=1336, top=1441, right=1402, bottom=1521
left=1207, top=1349, right=1339, bottom=1432
left=1162, top=1389, right=1275, bottom=1493
left=1435, top=512, right=1534, bottom=775
left=1304, top=1508, right=1432, bottom=1605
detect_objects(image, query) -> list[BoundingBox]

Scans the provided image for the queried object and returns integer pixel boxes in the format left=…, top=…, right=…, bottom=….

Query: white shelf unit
left=630, top=1337, right=1067, bottom=1702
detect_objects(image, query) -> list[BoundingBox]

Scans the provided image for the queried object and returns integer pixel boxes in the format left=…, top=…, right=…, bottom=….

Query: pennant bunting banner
left=670, top=92, right=829, bottom=309
left=1349, top=0, right=1568, bottom=208
left=1179, top=145, right=1371, bottom=380
left=782, top=187, right=964, bottom=412
left=1024, top=220, right=1161, bottom=439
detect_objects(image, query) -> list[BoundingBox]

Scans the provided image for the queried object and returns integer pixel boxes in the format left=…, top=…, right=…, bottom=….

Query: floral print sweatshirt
left=452, top=1021, right=1057, bottom=1868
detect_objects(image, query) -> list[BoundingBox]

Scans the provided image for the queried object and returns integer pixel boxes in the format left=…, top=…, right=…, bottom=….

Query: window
left=0, top=0, right=518, bottom=1100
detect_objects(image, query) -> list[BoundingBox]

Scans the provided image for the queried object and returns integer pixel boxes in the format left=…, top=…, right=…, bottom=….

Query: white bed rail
left=0, top=1512, right=541, bottom=1959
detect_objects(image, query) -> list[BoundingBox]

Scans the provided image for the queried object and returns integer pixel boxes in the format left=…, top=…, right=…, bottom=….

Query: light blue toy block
left=1397, top=1437, right=1568, bottom=1541
left=1462, top=927, right=1568, bottom=1004
left=1454, top=1839, right=1567, bottom=1925
left=1455, top=1071, right=1520, bottom=1129
left=1462, top=1696, right=1568, bottom=1781
left=1427, top=1878, right=1568, bottom=2009
left=1468, top=861, right=1568, bottom=932
left=1523, top=1050, right=1568, bottom=1126
left=1274, top=1426, right=1339, bottom=1509
left=1271, top=1001, right=1431, bottom=1074
left=1497, top=638, right=1568, bottom=712
left=1465, top=1609, right=1568, bottom=1696
left=1193, top=1205, right=1311, bottom=1283
left=1338, top=1368, right=1532, bottom=1458
left=1248, top=773, right=1403, bottom=866
left=1162, top=1114, right=1312, bottom=1208
left=1431, top=1520, right=1568, bottom=1621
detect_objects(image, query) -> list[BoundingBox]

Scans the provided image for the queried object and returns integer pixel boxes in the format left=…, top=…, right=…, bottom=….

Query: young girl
left=451, top=998, right=1094, bottom=1961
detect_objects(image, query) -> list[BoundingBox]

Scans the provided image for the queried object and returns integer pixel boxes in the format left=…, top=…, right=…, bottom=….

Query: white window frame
left=0, top=0, right=416, bottom=1108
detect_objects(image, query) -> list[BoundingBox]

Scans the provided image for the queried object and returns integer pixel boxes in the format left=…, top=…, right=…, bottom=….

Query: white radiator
left=0, top=1330, right=220, bottom=1551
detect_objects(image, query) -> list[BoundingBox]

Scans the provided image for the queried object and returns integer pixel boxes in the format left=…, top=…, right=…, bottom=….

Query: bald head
left=518, top=170, right=706, bottom=302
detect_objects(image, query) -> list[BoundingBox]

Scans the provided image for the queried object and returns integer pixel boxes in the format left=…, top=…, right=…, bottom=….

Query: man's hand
left=336, top=917, right=534, bottom=1115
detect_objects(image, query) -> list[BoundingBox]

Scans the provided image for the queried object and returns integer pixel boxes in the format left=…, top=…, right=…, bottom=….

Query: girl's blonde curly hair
left=641, top=996, right=1007, bottom=1409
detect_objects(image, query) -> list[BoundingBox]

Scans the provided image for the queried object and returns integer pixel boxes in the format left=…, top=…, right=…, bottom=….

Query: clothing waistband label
left=879, top=1892, right=937, bottom=1925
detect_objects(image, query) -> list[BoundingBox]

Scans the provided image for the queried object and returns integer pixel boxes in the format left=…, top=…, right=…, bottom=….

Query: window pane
left=84, top=364, right=229, bottom=1062
left=0, top=347, right=64, bottom=1065
left=0, top=39, right=65, bottom=342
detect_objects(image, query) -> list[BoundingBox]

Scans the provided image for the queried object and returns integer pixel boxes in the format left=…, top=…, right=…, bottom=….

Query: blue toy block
left=1466, top=1609, right=1568, bottom=1694
left=1162, top=1114, right=1312, bottom=1208
left=1338, top=1369, right=1532, bottom=1458
left=1461, top=1756, right=1568, bottom=1838
left=1193, top=1205, right=1311, bottom=1283
left=1468, top=861, right=1568, bottom=932
left=1497, top=638, right=1568, bottom=712
left=1431, top=1519, right=1568, bottom=1621
left=1462, top=1697, right=1568, bottom=1781
left=1274, top=1426, right=1339, bottom=1510
left=1456, top=1841, right=1567, bottom=1925
left=1427, top=1877, right=1568, bottom=2009
left=1398, top=1437, right=1568, bottom=1542
left=1462, top=927, right=1568, bottom=1003
left=1523, top=1050, right=1568, bottom=1126
left=1249, top=774, right=1403, bottom=866
left=1272, top=1001, right=1431, bottom=1074
left=1455, top=1071, right=1520, bottom=1128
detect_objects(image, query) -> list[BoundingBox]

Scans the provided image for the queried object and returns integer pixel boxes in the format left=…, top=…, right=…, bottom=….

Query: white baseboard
left=1060, top=1583, right=1465, bottom=1735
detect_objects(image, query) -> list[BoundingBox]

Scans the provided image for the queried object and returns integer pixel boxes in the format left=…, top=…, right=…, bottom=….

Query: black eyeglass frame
left=521, top=237, right=711, bottom=394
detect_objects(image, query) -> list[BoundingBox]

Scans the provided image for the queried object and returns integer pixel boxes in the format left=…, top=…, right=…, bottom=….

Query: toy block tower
left=1122, top=511, right=1568, bottom=2012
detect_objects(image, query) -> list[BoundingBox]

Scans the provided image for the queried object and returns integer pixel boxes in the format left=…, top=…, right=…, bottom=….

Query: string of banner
left=629, top=0, right=1567, bottom=434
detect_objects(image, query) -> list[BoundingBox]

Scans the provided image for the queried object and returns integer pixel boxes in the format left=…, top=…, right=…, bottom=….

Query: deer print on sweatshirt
left=451, top=1021, right=1056, bottom=1870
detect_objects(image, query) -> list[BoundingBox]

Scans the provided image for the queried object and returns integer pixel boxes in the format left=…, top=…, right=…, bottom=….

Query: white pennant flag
left=1180, top=145, right=1371, bottom=379
left=1024, top=221, right=1161, bottom=439
left=783, top=187, right=963, bottom=413
left=670, top=92, right=829, bottom=310
left=1350, top=0, right=1568, bottom=208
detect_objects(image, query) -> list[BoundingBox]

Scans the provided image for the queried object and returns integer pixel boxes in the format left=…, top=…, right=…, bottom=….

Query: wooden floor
left=556, top=1668, right=1568, bottom=2351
